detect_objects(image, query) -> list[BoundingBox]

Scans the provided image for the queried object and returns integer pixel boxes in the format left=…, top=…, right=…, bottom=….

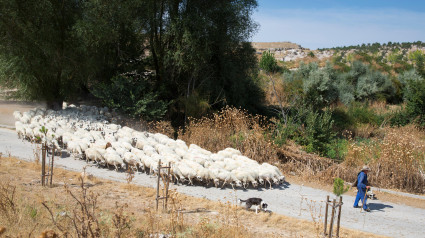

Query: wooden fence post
left=49, top=145, right=55, bottom=187
left=41, top=143, right=46, bottom=186
left=329, top=199, right=336, bottom=238
left=165, top=162, right=171, bottom=210
left=324, top=195, right=329, bottom=236
left=156, top=159, right=161, bottom=211
left=336, top=196, right=343, bottom=237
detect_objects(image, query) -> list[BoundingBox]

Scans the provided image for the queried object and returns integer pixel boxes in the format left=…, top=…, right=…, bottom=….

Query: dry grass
left=170, top=106, right=425, bottom=195
left=178, top=106, right=279, bottom=165
left=0, top=156, right=383, bottom=238
left=322, top=125, right=425, bottom=193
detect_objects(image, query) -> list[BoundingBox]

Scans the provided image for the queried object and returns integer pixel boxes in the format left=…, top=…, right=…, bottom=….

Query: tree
left=402, top=71, right=425, bottom=128
left=260, top=50, right=287, bottom=123
left=0, top=0, right=85, bottom=109
left=145, top=0, right=262, bottom=124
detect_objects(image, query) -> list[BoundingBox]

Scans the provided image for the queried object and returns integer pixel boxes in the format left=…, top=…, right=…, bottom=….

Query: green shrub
left=272, top=116, right=300, bottom=146
left=92, top=75, right=169, bottom=121
left=298, top=108, right=336, bottom=156
left=404, top=77, right=425, bottom=128
left=333, top=177, right=349, bottom=196
left=325, top=138, right=349, bottom=161
left=347, top=102, right=380, bottom=126
left=389, top=108, right=411, bottom=127
left=331, top=107, right=355, bottom=132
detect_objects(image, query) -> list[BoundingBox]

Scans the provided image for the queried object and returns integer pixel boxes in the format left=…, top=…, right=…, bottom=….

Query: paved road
left=1, top=127, right=425, bottom=237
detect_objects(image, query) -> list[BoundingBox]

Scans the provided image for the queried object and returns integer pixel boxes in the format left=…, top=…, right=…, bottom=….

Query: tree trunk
left=46, top=100, right=63, bottom=110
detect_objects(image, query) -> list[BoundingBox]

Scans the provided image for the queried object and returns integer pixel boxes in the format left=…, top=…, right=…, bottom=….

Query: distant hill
left=251, top=42, right=303, bottom=52
left=251, top=41, right=425, bottom=71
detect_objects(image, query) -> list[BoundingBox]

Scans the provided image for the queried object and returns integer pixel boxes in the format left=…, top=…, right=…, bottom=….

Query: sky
left=252, top=0, right=425, bottom=49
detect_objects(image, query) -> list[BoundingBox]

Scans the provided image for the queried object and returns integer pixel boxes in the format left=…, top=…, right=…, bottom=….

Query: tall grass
left=178, top=106, right=279, bottom=164
left=170, top=106, right=425, bottom=193
left=324, top=125, right=425, bottom=193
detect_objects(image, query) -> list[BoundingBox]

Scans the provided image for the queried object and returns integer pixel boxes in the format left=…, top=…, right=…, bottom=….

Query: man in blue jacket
left=353, top=165, right=371, bottom=212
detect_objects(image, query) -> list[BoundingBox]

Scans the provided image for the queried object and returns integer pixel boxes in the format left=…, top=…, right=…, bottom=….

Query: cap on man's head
left=362, top=165, right=371, bottom=171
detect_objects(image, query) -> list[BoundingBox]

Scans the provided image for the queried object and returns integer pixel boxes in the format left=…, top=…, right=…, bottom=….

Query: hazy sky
left=252, top=0, right=425, bottom=49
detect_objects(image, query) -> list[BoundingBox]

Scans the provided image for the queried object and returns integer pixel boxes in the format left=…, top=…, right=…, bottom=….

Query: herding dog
left=238, top=198, right=268, bottom=213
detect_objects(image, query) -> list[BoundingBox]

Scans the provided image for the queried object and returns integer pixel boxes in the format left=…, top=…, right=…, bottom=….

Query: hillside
left=253, top=41, right=425, bottom=71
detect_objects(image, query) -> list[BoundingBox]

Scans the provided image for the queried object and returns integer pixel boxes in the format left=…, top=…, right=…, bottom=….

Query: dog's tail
left=237, top=199, right=246, bottom=204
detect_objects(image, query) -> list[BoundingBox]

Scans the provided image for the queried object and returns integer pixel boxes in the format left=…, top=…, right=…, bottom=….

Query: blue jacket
left=357, top=171, right=368, bottom=191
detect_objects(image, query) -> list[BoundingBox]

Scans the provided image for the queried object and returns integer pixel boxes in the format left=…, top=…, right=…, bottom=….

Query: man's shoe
left=353, top=205, right=360, bottom=208
left=363, top=208, right=371, bottom=212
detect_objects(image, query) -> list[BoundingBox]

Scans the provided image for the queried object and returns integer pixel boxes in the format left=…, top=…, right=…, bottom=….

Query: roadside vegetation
left=0, top=156, right=383, bottom=237
left=0, top=0, right=424, bottom=196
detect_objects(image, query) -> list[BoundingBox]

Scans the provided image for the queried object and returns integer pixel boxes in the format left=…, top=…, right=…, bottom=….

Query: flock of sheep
left=13, top=105, right=285, bottom=189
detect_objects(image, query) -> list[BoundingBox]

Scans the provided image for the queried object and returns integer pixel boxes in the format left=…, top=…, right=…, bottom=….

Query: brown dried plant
left=179, top=106, right=280, bottom=164
left=42, top=169, right=101, bottom=237
left=325, top=125, right=425, bottom=193
left=0, top=180, right=17, bottom=225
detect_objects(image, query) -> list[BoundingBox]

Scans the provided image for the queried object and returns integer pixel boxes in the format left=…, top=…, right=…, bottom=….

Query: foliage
left=325, top=139, right=349, bottom=161
left=0, top=0, right=262, bottom=122
left=389, top=108, right=411, bottom=127
left=347, top=102, right=381, bottom=126
left=302, top=67, right=338, bottom=111
left=74, top=0, right=147, bottom=85
left=147, top=0, right=263, bottom=122
left=92, top=75, right=169, bottom=121
left=0, top=0, right=86, bottom=108
left=300, top=109, right=336, bottom=156
left=403, top=75, right=425, bottom=128
left=259, top=50, right=279, bottom=73
left=333, top=178, right=349, bottom=196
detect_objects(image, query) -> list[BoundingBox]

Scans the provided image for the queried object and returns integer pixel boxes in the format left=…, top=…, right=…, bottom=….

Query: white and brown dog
left=238, top=198, right=268, bottom=213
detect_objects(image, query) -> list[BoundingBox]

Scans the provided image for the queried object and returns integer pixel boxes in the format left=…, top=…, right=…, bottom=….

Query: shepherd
left=353, top=165, right=371, bottom=212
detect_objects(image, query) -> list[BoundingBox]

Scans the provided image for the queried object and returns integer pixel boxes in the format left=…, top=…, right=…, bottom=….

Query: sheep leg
left=221, top=180, right=227, bottom=189
left=267, top=179, right=272, bottom=189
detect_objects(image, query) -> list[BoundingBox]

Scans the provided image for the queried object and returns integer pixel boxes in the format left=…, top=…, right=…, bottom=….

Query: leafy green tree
left=0, top=0, right=85, bottom=108
left=403, top=72, right=425, bottom=128
left=260, top=50, right=286, bottom=123
left=302, top=69, right=338, bottom=111
left=92, top=75, right=169, bottom=121
left=74, top=0, right=148, bottom=84
left=145, top=0, right=262, bottom=124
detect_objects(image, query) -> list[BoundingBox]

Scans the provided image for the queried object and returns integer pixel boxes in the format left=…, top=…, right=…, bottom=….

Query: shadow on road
left=369, top=202, right=394, bottom=211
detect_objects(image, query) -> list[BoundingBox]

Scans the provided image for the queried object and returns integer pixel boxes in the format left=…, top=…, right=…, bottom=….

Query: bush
left=333, top=177, right=349, bottom=196
left=298, top=109, right=336, bottom=156
left=331, top=107, right=355, bottom=132
left=347, top=102, right=382, bottom=126
left=403, top=74, right=425, bottom=128
left=92, top=75, right=169, bottom=121
left=325, top=138, right=349, bottom=161
left=389, top=108, right=411, bottom=127
left=302, top=70, right=338, bottom=111
left=272, top=117, right=300, bottom=146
